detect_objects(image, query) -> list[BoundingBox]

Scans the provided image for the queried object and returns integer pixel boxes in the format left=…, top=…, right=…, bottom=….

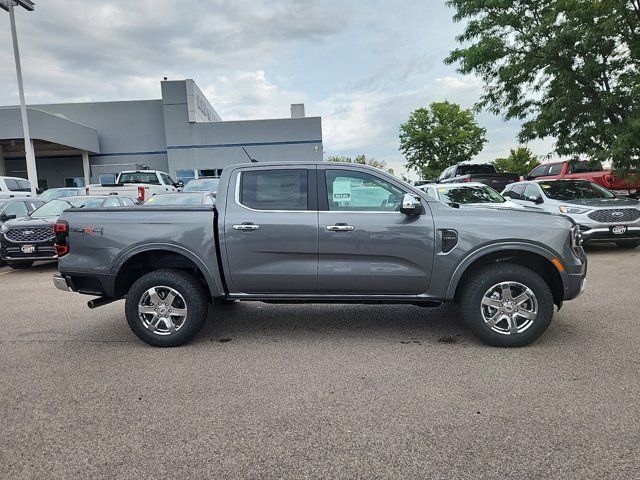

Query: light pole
left=1, top=0, right=37, bottom=195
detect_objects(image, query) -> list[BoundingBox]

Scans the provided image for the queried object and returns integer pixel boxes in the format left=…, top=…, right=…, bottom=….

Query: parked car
left=54, top=162, right=586, bottom=349
left=86, top=170, right=182, bottom=202
left=502, top=179, right=640, bottom=248
left=1, top=195, right=137, bottom=269
left=38, top=187, right=85, bottom=202
left=0, top=198, right=45, bottom=267
left=182, top=178, right=219, bottom=194
left=418, top=182, right=525, bottom=210
left=0, top=176, right=33, bottom=199
left=526, top=160, right=640, bottom=198
left=144, top=192, right=215, bottom=206
left=437, top=164, right=519, bottom=192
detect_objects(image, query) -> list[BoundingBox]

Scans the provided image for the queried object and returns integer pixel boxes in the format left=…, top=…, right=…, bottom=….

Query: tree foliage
left=327, top=154, right=394, bottom=174
left=492, top=147, right=540, bottom=177
left=399, top=101, right=487, bottom=179
left=446, top=0, right=640, bottom=174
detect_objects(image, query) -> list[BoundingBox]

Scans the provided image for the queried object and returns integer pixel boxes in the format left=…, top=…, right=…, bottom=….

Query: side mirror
left=36, top=188, right=44, bottom=195
left=526, top=195, right=543, bottom=204
left=400, top=194, right=422, bottom=215
left=174, top=181, right=184, bottom=189
left=1, top=213, right=16, bottom=221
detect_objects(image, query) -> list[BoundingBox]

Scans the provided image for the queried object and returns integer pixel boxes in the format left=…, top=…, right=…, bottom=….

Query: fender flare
left=445, top=241, right=569, bottom=300
left=110, top=242, right=223, bottom=298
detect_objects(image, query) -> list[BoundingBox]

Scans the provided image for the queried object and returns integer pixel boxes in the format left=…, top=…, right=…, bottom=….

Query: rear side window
left=4, top=179, right=21, bottom=191
left=119, top=197, right=136, bottom=206
left=240, top=169, right=308, bottom=211
left=103, top=197, right=121, bottom=207
left=569, top=161, right=603, bottom=174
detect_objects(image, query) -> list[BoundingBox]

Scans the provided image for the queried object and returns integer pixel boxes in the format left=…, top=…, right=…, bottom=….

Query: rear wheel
left=8, top=260, right=34, bottom=269
left=125, top=269, right=209, bottom=347
left=460, top=263, right=555, bottom=347
left=615, top=240, right=640, bottom=249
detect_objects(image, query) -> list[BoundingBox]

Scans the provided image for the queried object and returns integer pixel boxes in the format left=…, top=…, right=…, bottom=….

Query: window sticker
left=333, top=180, right=352, bottom=202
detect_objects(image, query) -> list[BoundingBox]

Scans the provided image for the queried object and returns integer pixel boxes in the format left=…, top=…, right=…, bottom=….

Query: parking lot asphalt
left=1, top=245, right=639, bottom=480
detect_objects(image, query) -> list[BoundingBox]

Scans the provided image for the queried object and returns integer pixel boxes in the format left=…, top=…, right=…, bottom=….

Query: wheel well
left=114, top=250, right=210, bottom=300
left=454, top=250, right=564, bottom=306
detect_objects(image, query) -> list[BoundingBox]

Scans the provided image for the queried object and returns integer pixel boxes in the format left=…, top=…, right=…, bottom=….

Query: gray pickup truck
left=53, top=162, right=587, bottom=348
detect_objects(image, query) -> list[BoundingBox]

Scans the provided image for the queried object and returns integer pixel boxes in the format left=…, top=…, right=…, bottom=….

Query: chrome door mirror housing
left=400, top=194, right=422, bottom=215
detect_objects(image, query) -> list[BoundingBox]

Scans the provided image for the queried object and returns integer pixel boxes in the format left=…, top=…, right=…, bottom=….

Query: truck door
left=317, top=166, right=434, bottom=294
left=223, top=166, right=318, bottom=294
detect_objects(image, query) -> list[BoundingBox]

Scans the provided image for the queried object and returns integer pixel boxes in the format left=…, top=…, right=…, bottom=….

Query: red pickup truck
left=526, top=160, right=639, bottom=197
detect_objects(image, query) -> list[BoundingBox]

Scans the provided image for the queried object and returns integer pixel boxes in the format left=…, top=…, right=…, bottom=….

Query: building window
left=65, top=177, right=85, bottom=187
left=99, top=173, right=117, bottom=185
left=176, top=169, right=196, bottom=183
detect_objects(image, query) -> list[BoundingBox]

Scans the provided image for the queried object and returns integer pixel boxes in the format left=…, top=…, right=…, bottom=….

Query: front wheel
left=615, top=240, right=640, bottom=249
left=8, top=260, right=34, bottom=269
left=125, top=269, right=209, bottom=347
left=459, top=263, right=555, bottom=347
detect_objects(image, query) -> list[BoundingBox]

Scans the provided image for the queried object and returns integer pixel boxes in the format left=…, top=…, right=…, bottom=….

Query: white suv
left=0, top=176, right=33, bottom=199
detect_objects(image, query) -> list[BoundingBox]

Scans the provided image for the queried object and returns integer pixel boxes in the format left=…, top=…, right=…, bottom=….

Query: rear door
left=317, top=166, right=434, bottom=295
left=223, top=165, right=318, bottom=294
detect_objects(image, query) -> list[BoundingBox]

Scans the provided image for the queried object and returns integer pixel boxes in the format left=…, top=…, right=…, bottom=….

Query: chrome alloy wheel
left=480, top=282, right=538, bottom=335
left=138, top=286, right=188, bottom=336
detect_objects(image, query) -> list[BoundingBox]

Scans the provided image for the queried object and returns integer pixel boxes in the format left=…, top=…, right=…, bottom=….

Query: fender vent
left=441, top=229, right=458, bottom=253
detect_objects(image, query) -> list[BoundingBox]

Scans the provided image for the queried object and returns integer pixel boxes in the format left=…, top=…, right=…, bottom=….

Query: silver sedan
left=502, top=179, right=640, bottom=248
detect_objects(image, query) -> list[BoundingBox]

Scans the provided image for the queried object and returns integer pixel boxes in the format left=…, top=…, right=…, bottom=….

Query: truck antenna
left=242, top=147, right=258, bottom=163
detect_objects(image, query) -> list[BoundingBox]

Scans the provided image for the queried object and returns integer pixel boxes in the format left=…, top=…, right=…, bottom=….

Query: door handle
left=326, top=224, right=355, bottom=232
left=233, top=223, right=260, bottom=232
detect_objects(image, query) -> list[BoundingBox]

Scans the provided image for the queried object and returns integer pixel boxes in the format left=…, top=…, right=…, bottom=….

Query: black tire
left=8, top=260, right=35, bottom=269
left=615, top=240, right=640, bottom=249
left=459, top=263, right=555, bottom=347
left=125, top=269, right=209, bottom=347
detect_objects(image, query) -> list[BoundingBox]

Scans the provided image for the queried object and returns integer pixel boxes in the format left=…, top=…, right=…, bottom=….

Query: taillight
left=85, top=186, right=90, bottom=195
left=603, top=174, right=614, bottom=188
left=463, top=177, right=472, bottom=182
left=137, top=186, right=145, bottom=203
left=54, top=220, right=69, bottom=257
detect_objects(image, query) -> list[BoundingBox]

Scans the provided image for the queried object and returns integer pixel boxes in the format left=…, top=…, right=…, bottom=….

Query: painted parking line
left=0, top=269, right=14, bottom=276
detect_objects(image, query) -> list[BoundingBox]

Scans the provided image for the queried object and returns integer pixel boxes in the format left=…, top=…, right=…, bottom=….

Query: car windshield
left=39, top=189, right=80, bottom=202
left=183, top=178, right=219, bottom=192
left=438, top=185, right=506, bottom=204
left=118, top=172, right=160, bottom=185
left=144, top=194, right=204, bottom=205
left=539, top=181, right=615, bottom=200
left=30, top=197, right=105, bottom=218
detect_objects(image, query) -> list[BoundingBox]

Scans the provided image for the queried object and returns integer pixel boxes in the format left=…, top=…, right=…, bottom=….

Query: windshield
left=30, top=197, right=105, bottom=218
left=183, top=178, right=219, bottom=192
left=439, top=185, right=506, bottom=204
left=39, top=189, right=80, bottom=202
left=118, top=172, right=160, bottom=185
left=144, top=194, right=203, bottom=205
left=539, top=181, right=615, bottom=200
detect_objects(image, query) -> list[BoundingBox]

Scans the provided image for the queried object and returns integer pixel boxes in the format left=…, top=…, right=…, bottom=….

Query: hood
left=2, top=216, right=57, bottom=229
left=560, top=197, right=640, bottom=208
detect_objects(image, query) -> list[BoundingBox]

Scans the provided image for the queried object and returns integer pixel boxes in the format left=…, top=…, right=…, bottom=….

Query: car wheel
left=125, top=269, right=209, bottom=347
left=615, top=240, right=640, bottom=249
left=459, top=263, right=555, bottom=347
left=8, top=260, right=35, bottom=269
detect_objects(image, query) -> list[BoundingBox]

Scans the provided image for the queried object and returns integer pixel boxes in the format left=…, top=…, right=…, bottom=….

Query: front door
left=223, top=166, right=318, bottom=294
left=318, top=167, right=434, bottom=295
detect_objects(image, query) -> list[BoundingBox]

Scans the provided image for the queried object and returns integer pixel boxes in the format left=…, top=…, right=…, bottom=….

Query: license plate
left=21, top=244, right=36, bottom=254
left=611, top=225, right=628, bottom=235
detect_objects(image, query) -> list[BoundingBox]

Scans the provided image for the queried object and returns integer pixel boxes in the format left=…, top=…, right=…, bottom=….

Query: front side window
left=103, top=197, right=121, bottom=207
left=240, top=169, right=308, bottom=211
left=161, top=173, right=176, bottom=185
left=524, top=184, right=541, bottom=200
left=3, top=201, right=29, bottom=218
left=325, top=170, right=405, bottom=212
left=546, top=164, right=564, bottom=175
left=99, top=173, right=117, bottom=185
left=4, top=179, right=21, bottom=191
left=508, top=184, right=526, bottom=200
left=528, top=165, right=548, bottom=178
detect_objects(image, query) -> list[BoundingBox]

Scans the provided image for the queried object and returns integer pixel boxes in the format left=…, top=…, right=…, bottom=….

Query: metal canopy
left=0, top=1, right=35, bottom=12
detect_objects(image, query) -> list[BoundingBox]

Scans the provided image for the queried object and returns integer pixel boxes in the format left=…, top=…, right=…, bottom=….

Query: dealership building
left=0, top=79, right=323, bottom=189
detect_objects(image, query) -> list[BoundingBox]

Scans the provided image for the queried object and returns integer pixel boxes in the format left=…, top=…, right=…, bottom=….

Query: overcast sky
left=0, top=0, right=555, bottom=176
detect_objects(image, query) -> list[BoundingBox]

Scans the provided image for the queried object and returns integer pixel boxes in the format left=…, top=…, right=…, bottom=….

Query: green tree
left=327, top=154, right=394, bottom=175
left=492, top=147, right=540, bottom=177
left=399, top=101, right=487, bottom=179
left=446, top=0, right=640, bottom=175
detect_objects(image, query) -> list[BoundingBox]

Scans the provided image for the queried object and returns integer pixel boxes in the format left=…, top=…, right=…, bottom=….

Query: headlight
left=559, top=206, right=589, bottom=214
left=0, top=225, right=7, bottom=234
left=570, top=224, right=583, bottom=249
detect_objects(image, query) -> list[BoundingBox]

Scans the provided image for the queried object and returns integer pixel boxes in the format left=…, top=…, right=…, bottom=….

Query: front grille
left=4, top=226, right=54, bottom=243
left=587, top=208, right=640, bottom=223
